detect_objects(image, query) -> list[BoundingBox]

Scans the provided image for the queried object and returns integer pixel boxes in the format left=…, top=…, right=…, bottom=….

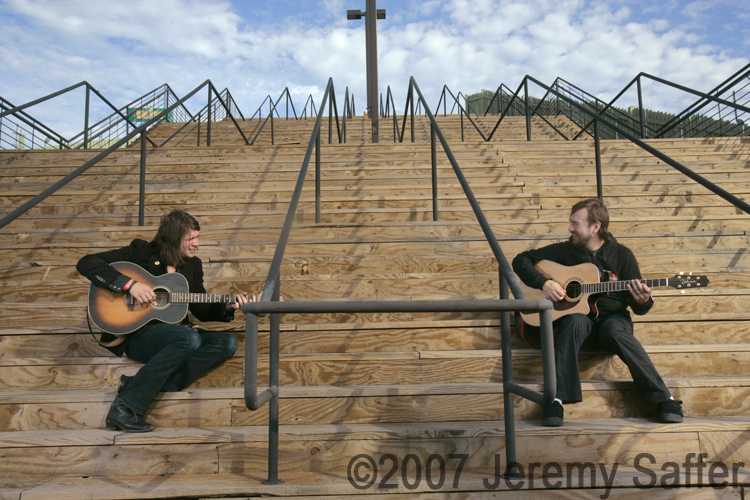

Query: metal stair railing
left=249, top=87, right=309, bottom=145
left=650, top=65, right=750, bottom=138
left=432, top=85, right=488, bottom=142
left=381, top=86, right=402, bottom=142
left=69, top=84, right=192, bottom=150
left=242, top=76, right=556, bottom=484
left=508, top=74, right=750, bottom=214
left=159, top=87, right=249, bottom=148
left=0, top=96, right=69, bottom=150
left=0, top=81, right=153, bottom=151
left=0, top=79, right=249, bottom=230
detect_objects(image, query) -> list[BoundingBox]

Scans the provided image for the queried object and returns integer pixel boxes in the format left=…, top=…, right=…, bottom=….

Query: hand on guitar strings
left=129, top=282, right=157, bottom=307
left=542, top=279, right=566, bottom=302
left=626, top=279, right=652, bottom=304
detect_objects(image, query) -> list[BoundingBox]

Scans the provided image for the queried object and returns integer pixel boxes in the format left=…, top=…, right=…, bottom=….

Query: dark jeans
left=116, top=322, right=237, bottom=414
left=555, top=313, right=671, bottom=405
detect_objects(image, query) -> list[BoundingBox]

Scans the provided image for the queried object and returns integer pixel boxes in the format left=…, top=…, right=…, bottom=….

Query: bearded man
left=512, top=198, right=683, bottom=427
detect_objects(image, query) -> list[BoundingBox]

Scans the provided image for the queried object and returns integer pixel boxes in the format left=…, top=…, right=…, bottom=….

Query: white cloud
left=1, top=0, right=748, bottom=137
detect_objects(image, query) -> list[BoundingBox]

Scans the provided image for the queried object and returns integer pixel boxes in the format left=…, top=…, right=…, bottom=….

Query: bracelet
left=124, top=279, right=136, bottom=292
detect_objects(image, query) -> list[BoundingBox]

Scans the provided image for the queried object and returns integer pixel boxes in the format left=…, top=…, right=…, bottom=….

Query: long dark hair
left=150, top=210, right=200, bottom=267
left=570, top=197, right=612, bottom=242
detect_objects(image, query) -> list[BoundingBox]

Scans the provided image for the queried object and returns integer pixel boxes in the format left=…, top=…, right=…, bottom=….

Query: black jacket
left=77, top=239, right=234, bottom=355
left=512, top=236, right=653, bottom=319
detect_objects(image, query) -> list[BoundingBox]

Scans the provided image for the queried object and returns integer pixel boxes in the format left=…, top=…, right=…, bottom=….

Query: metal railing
left=546, top=66, right=750, bottom=141
left=0, top=80, right=249, bottom=230
left=0, top=96, right=69, bottom=150
left=71, top=84, right=193, bottom=149
left=158, top=87, right=248, bottom=148
left=242, top=76, right=557, bottom=483
left=0, top=81, right=149, bottom=151
left=490, top=74, right=750, bottom=214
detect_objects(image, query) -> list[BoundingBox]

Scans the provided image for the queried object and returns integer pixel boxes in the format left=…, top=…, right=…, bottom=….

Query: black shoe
left=117, top=375, right=133, bottom=394
left=542, top=401, right=564, bottom=427
left=105, top=401, right=154, bottom=433
left=659, top=399, right=684, bottom=423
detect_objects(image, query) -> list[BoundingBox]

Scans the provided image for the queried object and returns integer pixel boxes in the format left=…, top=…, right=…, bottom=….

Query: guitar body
left=87, top=262, right=189, bottom=335
left=516, top=260, right=709, bottom=327
left=517, top=261, right=601, bottom=327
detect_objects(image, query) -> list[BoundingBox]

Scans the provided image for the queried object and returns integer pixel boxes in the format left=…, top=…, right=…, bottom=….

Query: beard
left=570, top=232, right=593, bottom=248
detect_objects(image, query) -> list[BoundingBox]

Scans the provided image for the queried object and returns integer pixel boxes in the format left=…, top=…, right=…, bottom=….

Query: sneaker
left=659, top=399, right=684, bottom=423
left=542, top=401, right=564, bottom=427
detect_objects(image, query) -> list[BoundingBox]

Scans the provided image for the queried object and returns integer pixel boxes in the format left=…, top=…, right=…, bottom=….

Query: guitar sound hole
left=152, top=288, right=170, bottom=308
left=565, top=281, right=582, bottom=300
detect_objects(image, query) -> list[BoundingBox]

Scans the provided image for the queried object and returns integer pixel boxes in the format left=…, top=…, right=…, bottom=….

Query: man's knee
left=597, top=319, right=634, bottom=350
left=219, top=333, right=238, bottom=359
left=560, top=313, right=592, bottom=338
left=174, top=327, right=203, bottom=354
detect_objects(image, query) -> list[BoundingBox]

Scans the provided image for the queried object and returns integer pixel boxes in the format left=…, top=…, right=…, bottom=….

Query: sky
left=1, top=0, right=748, bottom=137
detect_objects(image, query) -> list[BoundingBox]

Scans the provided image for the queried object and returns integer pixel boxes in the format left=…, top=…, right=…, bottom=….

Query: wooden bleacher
left=0, top=116, right=749, bottom=498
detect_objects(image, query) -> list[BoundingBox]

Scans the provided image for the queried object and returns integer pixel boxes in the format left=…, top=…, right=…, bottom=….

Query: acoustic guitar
left=87, top=261, right=237, bottom=335
left=517, top=260, right=708, bottom=326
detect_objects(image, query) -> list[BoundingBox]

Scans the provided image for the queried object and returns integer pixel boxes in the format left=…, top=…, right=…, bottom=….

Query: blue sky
left=1, top=0, right=748, bottom=137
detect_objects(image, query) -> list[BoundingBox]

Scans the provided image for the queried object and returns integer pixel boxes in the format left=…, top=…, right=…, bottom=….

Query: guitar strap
left=85, top=306, right=127, bottom=347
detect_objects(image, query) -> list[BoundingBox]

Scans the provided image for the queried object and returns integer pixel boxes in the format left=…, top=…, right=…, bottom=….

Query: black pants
left=115, top=322, right=237, bottom=415
left=555, top=313, right=671, bottom=405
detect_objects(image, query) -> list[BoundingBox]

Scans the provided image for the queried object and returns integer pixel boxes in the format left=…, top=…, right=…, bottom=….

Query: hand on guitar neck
left=543, top=277, right=652, bottom=304
left=128, top=283, right=281, bottom=310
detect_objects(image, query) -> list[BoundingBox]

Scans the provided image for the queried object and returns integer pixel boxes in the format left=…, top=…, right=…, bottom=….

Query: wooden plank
left=0, top=443, right=219, bottom=479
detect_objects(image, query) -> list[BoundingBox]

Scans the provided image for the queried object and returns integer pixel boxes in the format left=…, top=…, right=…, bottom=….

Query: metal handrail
left=0, top=79, right=239, bottom=230
left=382, top=86, right=402, bottom=142
left=516, top=74, right=750, bottom=213
left=250, top=88, right=303, bottom=145
left=67, top=84, right=189, bottom=149
left=433, top=85, right=487, bottom=141
left=0, top=81, right=153, bottom=150
left=243, top=76, right=557, bottom=483
left=0, top=97, right=69, bottom=149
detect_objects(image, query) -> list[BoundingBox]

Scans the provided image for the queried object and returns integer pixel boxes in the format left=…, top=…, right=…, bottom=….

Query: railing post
left=410, top=85, right=415, bottom=143
left=315, top=129, right=321, bottom=224
left=207, top=87, right=212, bottom=147
left=524, top=80, right=531, bottom=141
left=637, top=76, right=646, bottom=139
left=328, top=91, right=333, bottom=145
left=499, top=273, right=520, bottom=478
left=84, top=85, right=90, bottom=149
left=431, top=122, right=438, bottom=221
left=264, top=274, right=283, bottom=485
left=594, top=119, right=603, bottom=198
left=460, top=109, right=464, bottom=142
left=271, top=104, right=275, bottom=145
left=197, top=117, right=201, bottom=147
left=138, top=131, right=146, bottom=226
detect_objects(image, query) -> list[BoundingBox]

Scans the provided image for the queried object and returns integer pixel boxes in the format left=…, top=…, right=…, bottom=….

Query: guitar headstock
left=667, top=272, right=709, bottom=292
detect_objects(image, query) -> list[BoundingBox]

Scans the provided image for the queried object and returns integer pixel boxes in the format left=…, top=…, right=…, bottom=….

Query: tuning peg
left=689, top=272, right=693, bottom=275
left=681, top=290, right=685, bottom=294
left=679, top=271, right=684, bottom=275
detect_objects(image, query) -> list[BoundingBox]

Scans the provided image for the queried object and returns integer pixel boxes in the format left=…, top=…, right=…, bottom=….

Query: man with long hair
left=77, top=210, right=250, bottom=432
left=512, top=198, right=682, bottom=427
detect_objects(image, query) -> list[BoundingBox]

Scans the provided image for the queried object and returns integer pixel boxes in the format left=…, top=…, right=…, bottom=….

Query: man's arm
left=76, top=239, right=148, bottom=296
left=618, top=246, right=654, bottom=315
left=512, top=242, right=567, bottom=298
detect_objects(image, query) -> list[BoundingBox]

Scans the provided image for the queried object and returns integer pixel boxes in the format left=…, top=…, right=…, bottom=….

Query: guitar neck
left=582, top=278, right=668, bottom=295
left=169, top=293, right=235, bottom=304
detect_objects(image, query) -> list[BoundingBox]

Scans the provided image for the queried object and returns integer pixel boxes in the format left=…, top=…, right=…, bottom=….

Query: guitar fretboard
left=126, top=293, right=235, bottom=305
left=168, top=293, right=235, bottom=304
left=581, top=278, right=668, bottom=294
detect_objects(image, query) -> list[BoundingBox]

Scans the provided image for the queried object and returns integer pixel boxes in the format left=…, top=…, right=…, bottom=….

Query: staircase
left=0, top=119, right=749, bottom=498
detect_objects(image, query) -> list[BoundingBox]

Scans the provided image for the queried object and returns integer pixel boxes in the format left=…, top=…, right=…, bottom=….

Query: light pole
left=347, top=0, right=385, bottom=143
